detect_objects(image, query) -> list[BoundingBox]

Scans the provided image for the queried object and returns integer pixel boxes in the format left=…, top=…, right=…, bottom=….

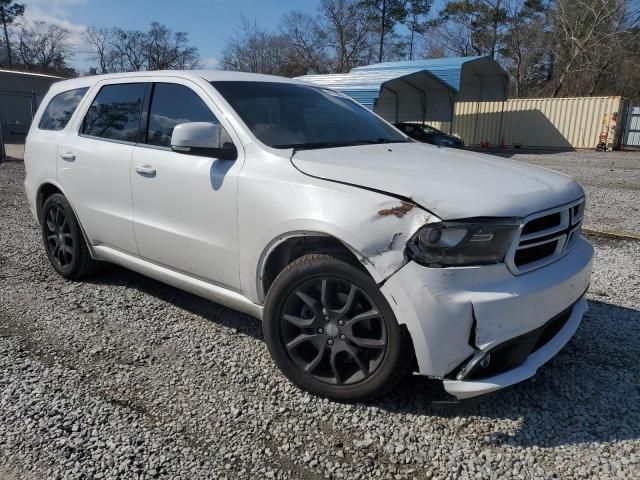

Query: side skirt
left=92, top=245, right=264, bottom=320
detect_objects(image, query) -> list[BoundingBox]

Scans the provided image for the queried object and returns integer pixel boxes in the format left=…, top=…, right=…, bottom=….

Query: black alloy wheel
left=281, top=276, right=388, bottom=385
left=44, top=204, right=74, bottom=268
left=41, top=193, right=97, bottom=279
left=264, top=254, right=411, bottom=401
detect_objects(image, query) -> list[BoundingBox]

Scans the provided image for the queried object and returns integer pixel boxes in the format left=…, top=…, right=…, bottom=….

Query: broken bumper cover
left=380, top=236, right=593, bottom=398
left=443, top=296, right=587, bottom=399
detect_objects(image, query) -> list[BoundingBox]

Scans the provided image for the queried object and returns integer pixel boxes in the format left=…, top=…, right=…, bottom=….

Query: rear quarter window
left=38, top=87, right=89, bottom=131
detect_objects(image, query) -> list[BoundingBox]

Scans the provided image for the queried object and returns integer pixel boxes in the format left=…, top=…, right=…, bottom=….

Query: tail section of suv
left=24, top=71, right=593, bottom=401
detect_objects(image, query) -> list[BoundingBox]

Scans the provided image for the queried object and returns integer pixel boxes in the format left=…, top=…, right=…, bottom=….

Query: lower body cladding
left=381, top=237, right=594, bottom=400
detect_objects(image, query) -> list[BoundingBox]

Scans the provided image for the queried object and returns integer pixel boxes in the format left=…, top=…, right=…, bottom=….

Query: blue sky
left=22, top=0, right=447, bottom=72
left=21, top=0, right=322, bottom=71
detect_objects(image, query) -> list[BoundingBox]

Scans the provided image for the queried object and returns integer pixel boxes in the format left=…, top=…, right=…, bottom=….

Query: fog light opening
left=479, top=355, right=491, bottom=369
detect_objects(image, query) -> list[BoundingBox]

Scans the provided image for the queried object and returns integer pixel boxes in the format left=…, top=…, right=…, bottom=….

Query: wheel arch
left=257, top=231, right=379, bottom=303
left=35, top=181, right=65, bottom=222
left=35, top=180, right=96, bottom=258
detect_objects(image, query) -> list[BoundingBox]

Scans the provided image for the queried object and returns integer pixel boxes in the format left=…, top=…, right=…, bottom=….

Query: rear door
left=24, top=86, right=89, bottom=203
left=130, top=79, right=243, bottom=289
left=57, top=79, right=148, bottom=254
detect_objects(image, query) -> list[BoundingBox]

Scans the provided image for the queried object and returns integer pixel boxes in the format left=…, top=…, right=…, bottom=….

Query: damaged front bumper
left=380, top=236, right=593, bottom=399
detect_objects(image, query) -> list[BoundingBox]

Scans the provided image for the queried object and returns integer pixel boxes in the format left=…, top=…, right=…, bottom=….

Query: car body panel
left=236, top=143, right=437, bottom=303
left=442, top=296, right=587, bottom=399
left=291, top=142, right=585, bottom=220
left=55, top=77, right=148, bottom=256
left=130, top=75, right=246, bottom=290
left=380, top=236, right=593, bottom=380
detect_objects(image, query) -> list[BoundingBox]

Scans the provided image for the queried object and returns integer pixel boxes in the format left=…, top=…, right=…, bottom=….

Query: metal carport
left=297, top=55, right=508, bottom=127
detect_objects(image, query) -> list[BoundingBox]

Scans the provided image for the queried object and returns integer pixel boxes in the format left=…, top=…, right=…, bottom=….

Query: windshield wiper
left=350, top=138, right=410, bottom=145
left=275, top=142, right=352, bottom=151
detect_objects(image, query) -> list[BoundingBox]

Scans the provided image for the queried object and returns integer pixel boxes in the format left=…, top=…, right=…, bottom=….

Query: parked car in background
left=395, top=122, right=465, bottom=148
left=24, top=71, right=592, bottom=402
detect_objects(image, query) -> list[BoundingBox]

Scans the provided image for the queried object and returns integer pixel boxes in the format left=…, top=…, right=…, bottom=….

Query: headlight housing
left=407, top=221, right=520, bottom=267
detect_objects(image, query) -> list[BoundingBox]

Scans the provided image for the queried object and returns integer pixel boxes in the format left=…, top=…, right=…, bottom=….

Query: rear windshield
left=211, top=81, right=407, bottom=149
left=38, top=87, right=88, bottom=131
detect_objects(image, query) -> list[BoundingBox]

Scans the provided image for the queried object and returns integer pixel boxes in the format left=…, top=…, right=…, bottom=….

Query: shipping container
left=429, top=96, right=627, bottom=150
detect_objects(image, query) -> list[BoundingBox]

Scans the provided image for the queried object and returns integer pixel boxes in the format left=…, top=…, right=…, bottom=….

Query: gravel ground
left=485, top=149, right=640, bottom=235
left=1, top=159, right=639, bottom=480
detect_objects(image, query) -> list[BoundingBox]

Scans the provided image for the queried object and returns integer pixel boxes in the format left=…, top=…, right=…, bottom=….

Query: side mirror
left=170, top=122, right=237, bottom=160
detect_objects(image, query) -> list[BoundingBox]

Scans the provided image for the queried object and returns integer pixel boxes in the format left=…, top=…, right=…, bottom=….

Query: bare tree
left=0, top=0, right=23, bottom=67
left=318, top=0, right=373, bottom=72
left=431, top=0, right=508, bottom=57
left=550, top=0, right=639, bottom=97
left=107, top=28, right=146, bottom=72
left=15, top=21, right=73, bottom=74
left=143, top=22, right=199, bottom=70
left=280, top=11, right=329, bottom=74
left=84, top=23, right=199, bottom=73
left=221, top=17, right=293, bottom=76
left=84, top=26, right=114, bottom=74
left=500, top=0, right=551, bottom=97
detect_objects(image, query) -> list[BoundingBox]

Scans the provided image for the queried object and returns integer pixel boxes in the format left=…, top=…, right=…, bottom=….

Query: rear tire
left=41, top=193, right=97, bottom=279
left=264, top=254, right=411, bottom=401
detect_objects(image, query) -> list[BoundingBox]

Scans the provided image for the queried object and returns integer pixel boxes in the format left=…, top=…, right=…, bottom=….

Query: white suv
left=24, top=71, right=593, bottom=402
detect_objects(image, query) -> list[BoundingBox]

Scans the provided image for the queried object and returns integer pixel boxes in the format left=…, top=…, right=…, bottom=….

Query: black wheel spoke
left=286, top=333, right=323, bottom=351
left=283, top=313, right=314, bottom=329
left=342, top=343, right=369, bottom=378
left=329, top=348, right=344, bottom=385
left=55, top=208, right=64, bottom=228
left=295, top=290, right=319, bottom=311
left=320, top=279, right=328, bottom=308
left=349, top=309, right=380, bottom=324
left=349, top=336, right=386, bottom=349
left=336, top=284, right=357, bottom=316
left=303, top=344, right=326, bottom=373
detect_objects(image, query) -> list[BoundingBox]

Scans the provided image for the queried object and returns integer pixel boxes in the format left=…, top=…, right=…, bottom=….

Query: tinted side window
left=147, top=83, right=218, bottom=147
left=82, top=83, right=146, bottom=142
left=38, top=87, right=88, bottom=131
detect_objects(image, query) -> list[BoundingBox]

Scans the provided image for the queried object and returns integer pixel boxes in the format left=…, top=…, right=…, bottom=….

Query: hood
left=291, top=142, right=584, bottom=219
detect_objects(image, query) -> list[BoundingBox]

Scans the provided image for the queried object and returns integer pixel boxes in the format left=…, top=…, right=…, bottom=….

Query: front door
left=130, top=80, right=243, bottom=290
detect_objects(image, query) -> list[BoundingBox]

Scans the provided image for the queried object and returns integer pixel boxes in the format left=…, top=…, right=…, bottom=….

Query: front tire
left=41, top=193, right=97, bottom=279
left=264, top=254, right=411, bottom=401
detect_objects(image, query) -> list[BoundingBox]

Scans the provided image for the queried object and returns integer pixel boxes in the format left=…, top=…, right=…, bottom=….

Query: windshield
left=420, top=125, right=443, bottom=135
left=211, top=81, right=408, bottom=149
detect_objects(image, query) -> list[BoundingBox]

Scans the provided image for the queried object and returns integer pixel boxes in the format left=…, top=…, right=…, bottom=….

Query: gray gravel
left=486, top=149, right=640, bottom=235
left=1, top=159, right=640, bottom=480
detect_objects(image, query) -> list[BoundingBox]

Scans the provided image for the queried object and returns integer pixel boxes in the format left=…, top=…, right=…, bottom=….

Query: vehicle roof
left=49, top=70, right=307, bottom=92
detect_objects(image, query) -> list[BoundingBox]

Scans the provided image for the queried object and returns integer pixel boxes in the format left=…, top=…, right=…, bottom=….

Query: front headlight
left=407, top=221, right=520, bottom=267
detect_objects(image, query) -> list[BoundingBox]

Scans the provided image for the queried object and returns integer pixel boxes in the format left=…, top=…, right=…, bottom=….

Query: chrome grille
left=506, top=199, right=585, bottom=274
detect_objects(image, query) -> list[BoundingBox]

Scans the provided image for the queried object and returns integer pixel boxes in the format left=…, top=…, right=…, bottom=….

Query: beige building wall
left=430, top=96, right=626, bottom=149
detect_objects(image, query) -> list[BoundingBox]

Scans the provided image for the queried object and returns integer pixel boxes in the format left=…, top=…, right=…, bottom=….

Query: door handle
left=60, top=152, right=75, bottom=162
left=135, top=165, right=156, bottom=176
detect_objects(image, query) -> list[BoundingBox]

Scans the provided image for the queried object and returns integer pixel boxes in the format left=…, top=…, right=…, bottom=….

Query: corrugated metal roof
left=0, top=69, right=63, bottom=79
left=297, top=56, right=508, bottom=110
left=350, top=55, right=486, bottom=91
left=298, top=65, right=457, bottom=110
